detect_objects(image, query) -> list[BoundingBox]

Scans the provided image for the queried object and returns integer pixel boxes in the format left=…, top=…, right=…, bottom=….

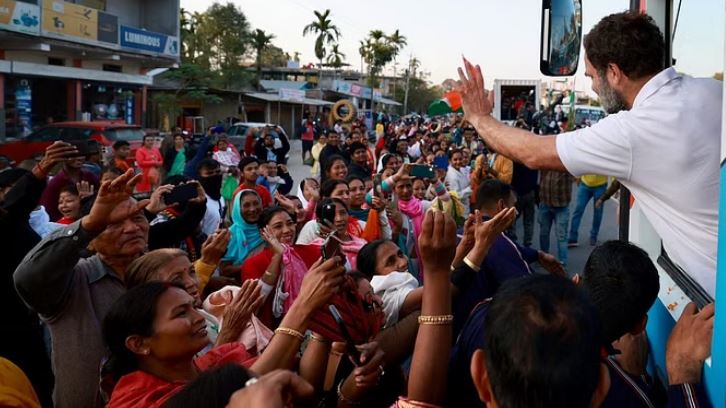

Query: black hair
left=484, top=275, right=602, bottom=408
left=345, top=175, right=366, bottom=187
left=103, top=282, right=184, bottom=380
left=475, top=179, right=513, bottom=211
left=315, top=197, right=348, bottom=220
left=257, top=205, right=294, bottom=229
left=380, top=153, right=400, bottom=169
left=143, top=134, right=154, bottom=142
left=59, top=184, right=80, bottom=196
left=196, top=158, right=220, bottom=174
left=162, top=364, right=252, bottom=408
left=348, top=142, right=367, bottom=154
left=320, top=178, right=348, bottom=199
left=323, top=154, right=347, bottom=178
left=584, top=12, right=665, bottom=80
left=238, top=156, right=259, bottom=171
left=357, top=239, right=389, bottom=280
left=582, top=240, right=659, bottom=343
left=113, top=140, right=130, bottom=150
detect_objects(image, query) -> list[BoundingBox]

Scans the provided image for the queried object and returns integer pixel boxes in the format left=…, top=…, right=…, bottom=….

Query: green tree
left=261, top=45, right=290, bottom=67
left=152, top=64, right=223, bottom=130
left=180, top=8, right=207, bottom=66
left=196, top=3, right=253, bottom=89
left=387, top=29, right=407, bottom=92
left=325, top=44, right=347, bottom=69
left=361, top=30, right=396, bottom=88
left=302, top=9, right=341, bottom=71
left=252, top=29, right=275, bottom=89
left=394, top=76, right=442, bottom=114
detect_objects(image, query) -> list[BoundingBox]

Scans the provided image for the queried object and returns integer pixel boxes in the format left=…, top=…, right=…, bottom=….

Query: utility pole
left=403, top=55, right=412, bottom=114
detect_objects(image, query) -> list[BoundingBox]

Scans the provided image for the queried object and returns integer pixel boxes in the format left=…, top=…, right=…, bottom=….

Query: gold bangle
left=463, top=256, right=481, bottom=272
left=310, top=332, right=330, bottom=344
left=418, top=315, right=454, bottom=325
left=274, top=327, right=304, bottom=342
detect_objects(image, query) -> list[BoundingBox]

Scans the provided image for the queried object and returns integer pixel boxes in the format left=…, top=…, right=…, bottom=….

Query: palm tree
left=326, top=44, right=347, bottom=69
left=252, top=29, right=275, bottom=89
left=387, top=29, right=407, bottom=94
left=302, top=9, right=341, bottom=82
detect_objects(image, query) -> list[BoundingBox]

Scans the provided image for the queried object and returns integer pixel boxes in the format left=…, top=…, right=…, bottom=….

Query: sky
left=180, top=0, right=724, bottom=95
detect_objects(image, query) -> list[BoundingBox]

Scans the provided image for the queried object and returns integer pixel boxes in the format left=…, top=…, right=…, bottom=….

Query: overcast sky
left=181, top=0, right=724, bottom=95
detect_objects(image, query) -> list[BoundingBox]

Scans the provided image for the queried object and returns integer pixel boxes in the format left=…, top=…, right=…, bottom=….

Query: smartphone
left=410, top=164, right=434, bottom=179
left=69, top=140, right=92, bottom=157
left=373, top=174, right=383, bottom=198
left=329, top=304, right=362, bottom=366
left=321, top=235, right=341, bottom=261
left=163, top=183, right=198, bottom=205
left=320, top=202, right=337, bottom=228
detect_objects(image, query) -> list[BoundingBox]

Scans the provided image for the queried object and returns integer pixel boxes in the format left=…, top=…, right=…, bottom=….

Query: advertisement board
left=120, top=25, right=179, bottom=57
left=0, top=0, right=40, bottom=35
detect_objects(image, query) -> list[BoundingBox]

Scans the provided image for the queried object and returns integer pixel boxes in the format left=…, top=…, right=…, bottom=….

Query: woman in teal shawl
left=220, top=189, right=265, bottom=277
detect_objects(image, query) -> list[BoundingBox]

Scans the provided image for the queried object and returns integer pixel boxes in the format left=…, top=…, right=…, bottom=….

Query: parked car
left=0, top=121, right=146, bottom=165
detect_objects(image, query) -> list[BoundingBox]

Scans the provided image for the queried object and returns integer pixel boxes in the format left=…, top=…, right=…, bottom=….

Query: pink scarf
left=311, top=235, right=367, bottom=270
left=397, top=196, right=425, bottom=277
left=280, top=244, right=309, bottom=313
left=398, top=196, right=424, bottom=238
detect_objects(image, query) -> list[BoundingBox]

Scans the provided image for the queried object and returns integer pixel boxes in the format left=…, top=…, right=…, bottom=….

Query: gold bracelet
left=310, top=332, right=330, bottom=344
left=274, top=327, right=304, bottom=342
left=337, top=381, right=362, bottom=405
left=463, top=256, right=481, bottom=272
left=418, top=315, right=454, bottom=325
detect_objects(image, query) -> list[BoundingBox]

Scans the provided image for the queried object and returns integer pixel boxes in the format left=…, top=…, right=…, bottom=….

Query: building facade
left=0, top=0, right=180, bottom=140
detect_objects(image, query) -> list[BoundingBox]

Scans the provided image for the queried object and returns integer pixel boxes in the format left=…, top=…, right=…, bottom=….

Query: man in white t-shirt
left=456, top=12, right=721, bottom=296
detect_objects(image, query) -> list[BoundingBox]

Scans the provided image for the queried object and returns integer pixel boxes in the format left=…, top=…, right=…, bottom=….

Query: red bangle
left=34, top=163, right=49, bottom=176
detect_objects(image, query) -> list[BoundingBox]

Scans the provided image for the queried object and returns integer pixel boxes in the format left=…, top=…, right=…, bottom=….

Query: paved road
left=285, top=140, right=619, bottom=275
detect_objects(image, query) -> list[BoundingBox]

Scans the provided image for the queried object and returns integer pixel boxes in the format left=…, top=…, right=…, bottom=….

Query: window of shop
left=81, top=82, right=136, bottom=123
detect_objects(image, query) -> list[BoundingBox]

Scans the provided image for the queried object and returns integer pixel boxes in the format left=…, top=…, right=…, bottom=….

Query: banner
left=42, top=0, right=98, bottom=41
left=279, top=88, right=305, bottom=102
left=120, top=25, right=179, bottom=57
left=0, top=0, right=40, bottom=35
left=15, top=80, right=32, bottom=137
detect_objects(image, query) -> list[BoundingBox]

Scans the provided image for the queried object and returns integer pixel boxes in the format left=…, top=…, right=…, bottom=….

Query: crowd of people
left=0, top=11, right=719, bottom=408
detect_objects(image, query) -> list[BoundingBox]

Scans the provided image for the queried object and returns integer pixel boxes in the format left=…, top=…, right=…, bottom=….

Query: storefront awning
left=10, top=62, right=153, bottom=85
left=245, top=92, right=332, bottom=106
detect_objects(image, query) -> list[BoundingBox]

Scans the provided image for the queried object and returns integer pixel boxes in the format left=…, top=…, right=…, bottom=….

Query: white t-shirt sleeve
left=555, top=115, right=634, bottom=180
left=295, top=220, right=320, bottom=245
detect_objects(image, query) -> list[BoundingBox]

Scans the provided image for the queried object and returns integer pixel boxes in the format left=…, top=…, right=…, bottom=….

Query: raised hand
left=275, top=192, right=295, bottom=210
left=146, top=184, right=174, bottom=214
left=76, top=180, right=95, bottom=200
left=393, top=163, right=414, bottom=183
left=296, top=257, right=345, bottom=314
left=370, top=195, right=387, bottom=211
left=456, top=57, right=495, bottom=123
left=216, top=279, right=265, bottom=346
left=200, top=229, right=231, bottom=266
left=187, top=181, right=207, bottom=205
left=419, top=210, right=457, bottom=275
left=538, top=251, right=566, bottom=277
left=666, top=302, right=715, bottom=385
left=81, top=169, right=147, bottom=233
left=262, top=226, right=285, bottom=255
left=34, top=141, right=79, bottom=178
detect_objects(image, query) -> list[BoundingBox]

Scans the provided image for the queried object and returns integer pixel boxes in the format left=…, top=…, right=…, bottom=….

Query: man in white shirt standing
left=457, top=12, right=721, bottom=296
left=446, top=148, right=472, bottom=217
left=196, top=158, right=226, bottom=236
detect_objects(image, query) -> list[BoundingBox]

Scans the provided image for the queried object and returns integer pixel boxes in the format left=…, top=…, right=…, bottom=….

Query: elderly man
left=14, top=169, right=227, bottom=407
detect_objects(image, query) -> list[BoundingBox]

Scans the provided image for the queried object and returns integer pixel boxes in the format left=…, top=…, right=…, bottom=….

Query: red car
left=0, top=121, right=146, bottom=165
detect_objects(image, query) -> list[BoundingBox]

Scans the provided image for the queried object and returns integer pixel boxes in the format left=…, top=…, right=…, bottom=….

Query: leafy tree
left=195, top=3, right=252, bottom=88
left=360, top=30, right=397, bottom=88
left=252, top=29, right=275, bottom=88
left=325, top=44, right=347, bottom=69
left=261, top=45, right=290, bottom=67
left=394, top=76, right=442, bottom=114
left=152, top=64, right=223, bottom=130
left=302, top=9, right=341, bottom=71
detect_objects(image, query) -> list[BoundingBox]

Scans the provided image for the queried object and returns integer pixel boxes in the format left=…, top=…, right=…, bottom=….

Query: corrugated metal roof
left=245, top=92, right=332, bottom=106
left=259, top=80, right=309, bottom=92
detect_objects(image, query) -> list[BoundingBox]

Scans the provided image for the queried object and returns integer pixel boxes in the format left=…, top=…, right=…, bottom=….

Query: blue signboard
left=120, top=25, right=178, bottom=57
left=15, top=82, right=32, bottom=136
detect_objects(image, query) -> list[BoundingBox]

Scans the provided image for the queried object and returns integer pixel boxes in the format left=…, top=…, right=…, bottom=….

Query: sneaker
left=567, top=240, right=578, bottom=248
left=590, top=238, right=597, bottom=246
